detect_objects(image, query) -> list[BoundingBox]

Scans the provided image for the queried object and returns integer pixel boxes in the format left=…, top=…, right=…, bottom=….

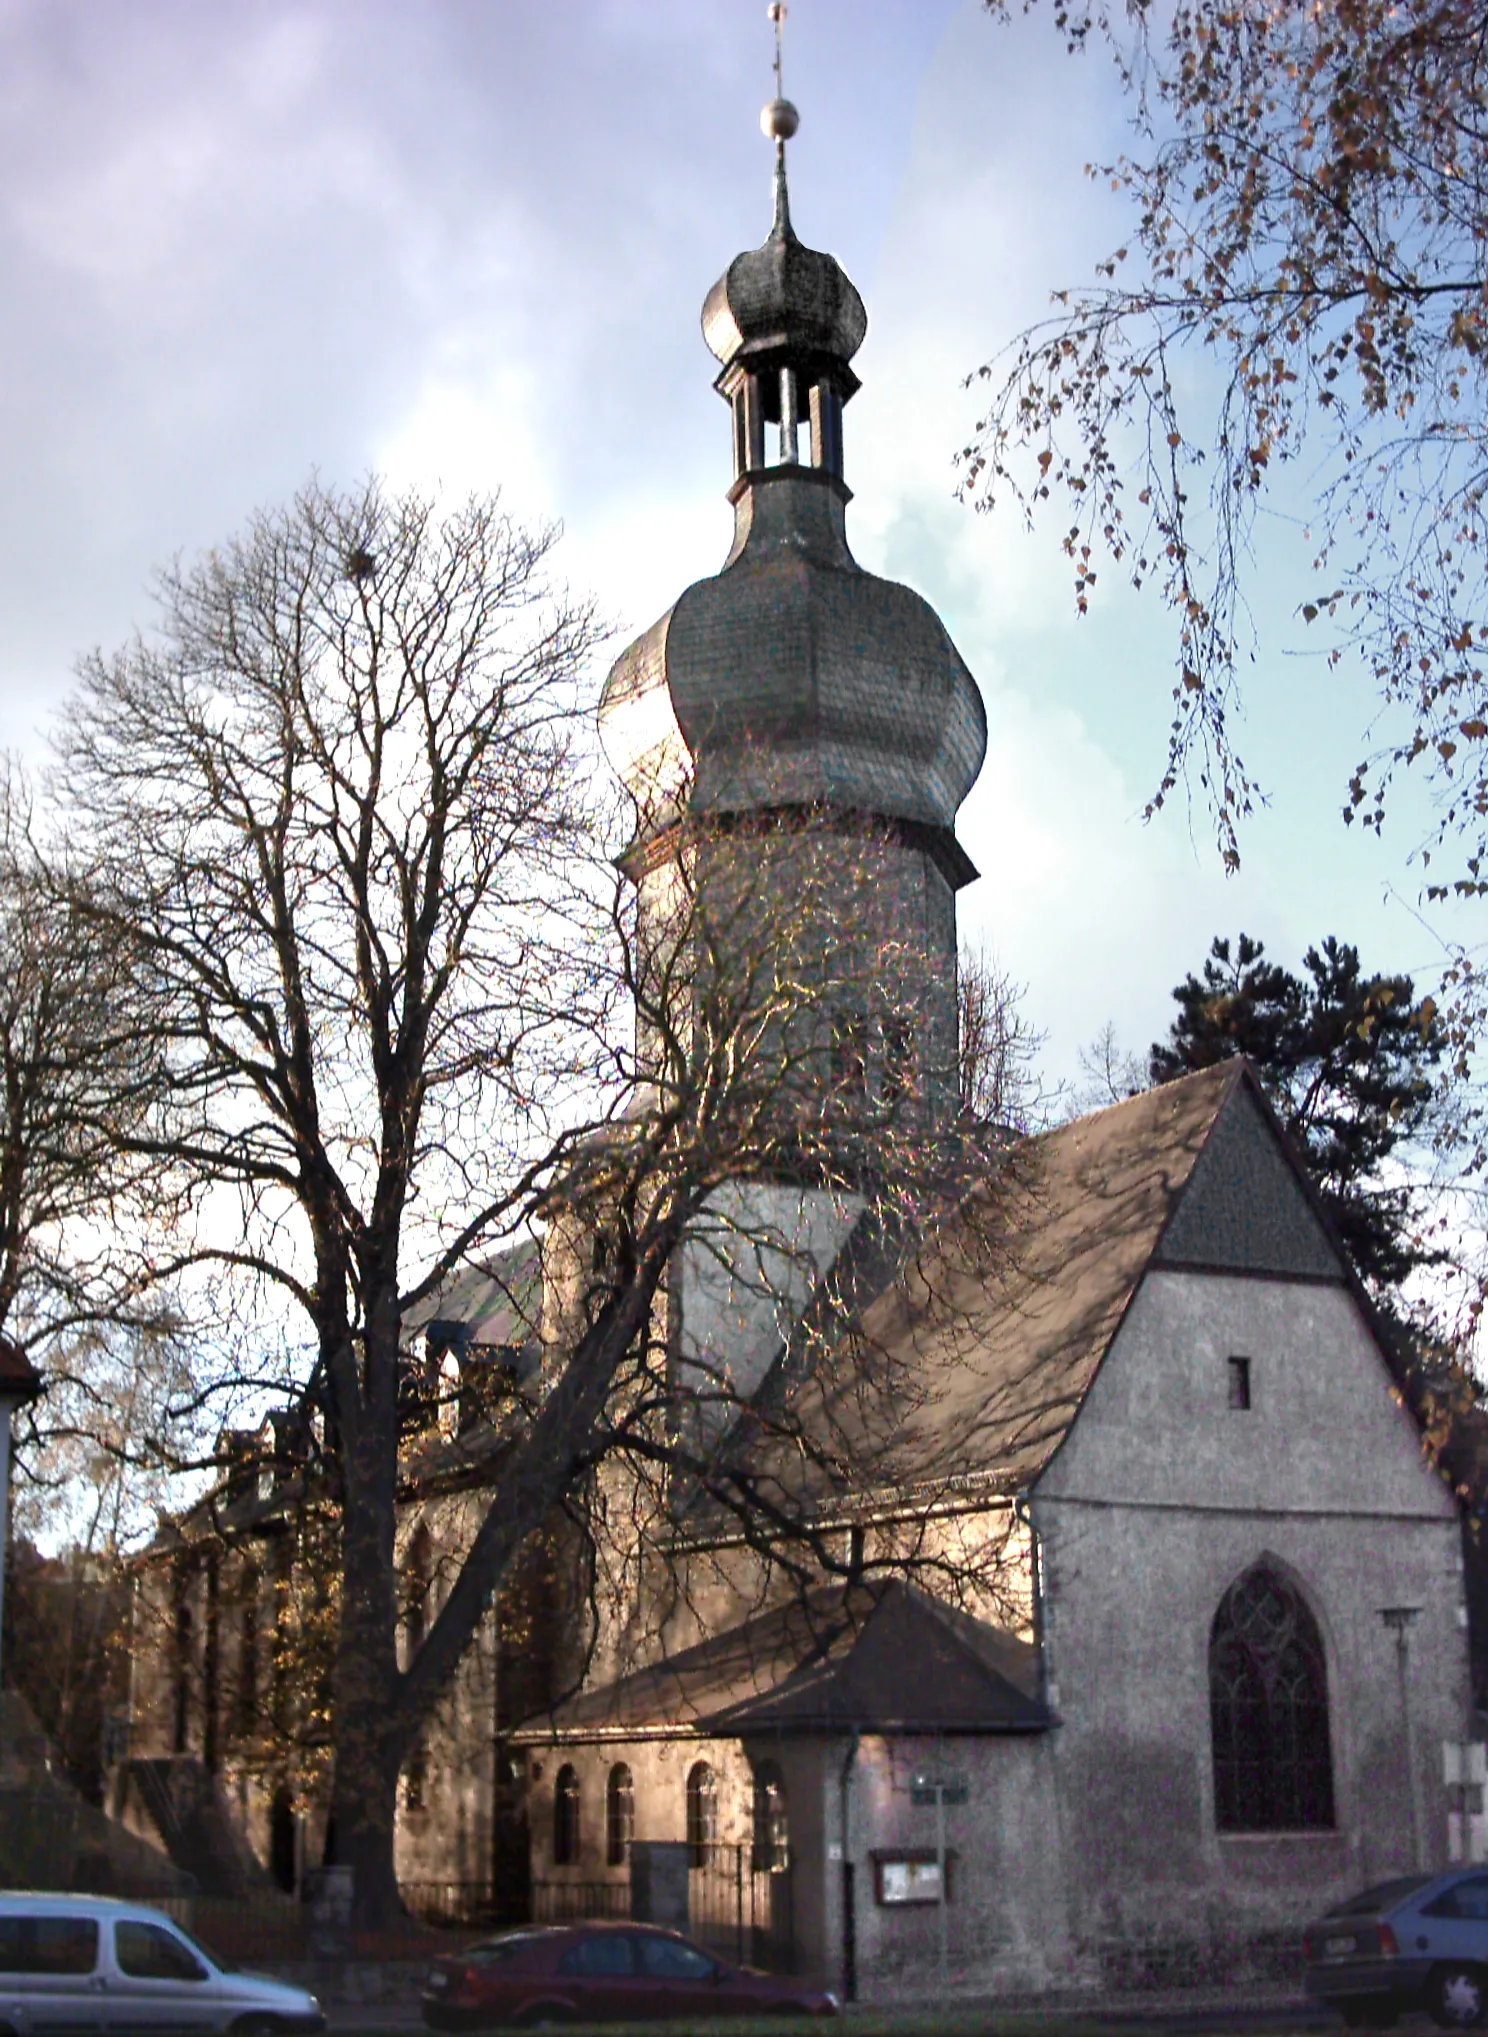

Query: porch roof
left=511, top=1580, right=1049, bottom=1743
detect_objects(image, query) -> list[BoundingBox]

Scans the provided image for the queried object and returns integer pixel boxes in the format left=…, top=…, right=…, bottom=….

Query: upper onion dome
left=701, top=177, right=867, bottom=378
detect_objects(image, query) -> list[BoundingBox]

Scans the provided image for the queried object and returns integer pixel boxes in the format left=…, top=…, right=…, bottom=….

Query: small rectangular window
left=1227, top=1356, right=1252, bottom=1411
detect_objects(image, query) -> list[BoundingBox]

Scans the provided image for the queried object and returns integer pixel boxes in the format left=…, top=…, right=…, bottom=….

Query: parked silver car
left=1304, top=1870, right=1488, bottom=2028
left=0, top=1895, right=324, bottom=2036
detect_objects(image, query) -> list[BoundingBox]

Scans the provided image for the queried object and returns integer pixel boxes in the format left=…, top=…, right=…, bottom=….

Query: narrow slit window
left=1227, top=1356, right=1252, bottom=1411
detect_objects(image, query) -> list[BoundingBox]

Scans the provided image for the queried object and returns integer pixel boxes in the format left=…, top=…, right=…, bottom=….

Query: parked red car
left=421, top=1922, right=839, bottom=2026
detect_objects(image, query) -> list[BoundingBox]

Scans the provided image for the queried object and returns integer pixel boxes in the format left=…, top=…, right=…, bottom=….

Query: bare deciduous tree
left=965, top=0, right=1488, bottom=886
left=957, top=946, right=1053, bottom=1131
left=47, top=480, right=1019, bottom=1923
left=0, top=767, right=190, bottom=1541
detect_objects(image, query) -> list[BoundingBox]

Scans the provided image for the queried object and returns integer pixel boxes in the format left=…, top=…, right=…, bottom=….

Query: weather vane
left=769, top=2, right=787, bottom=101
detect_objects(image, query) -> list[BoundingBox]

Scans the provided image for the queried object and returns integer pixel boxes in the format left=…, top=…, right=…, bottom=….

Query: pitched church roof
left=747, top=1058, right=1352, bottom=1501
left=516, top=1061, right=1393, bottom=1748
left=513, top=1580, right=1048, bottom=1743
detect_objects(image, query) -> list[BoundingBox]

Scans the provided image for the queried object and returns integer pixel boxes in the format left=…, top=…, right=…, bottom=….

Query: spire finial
left=760, top=2, right=799, bottom=240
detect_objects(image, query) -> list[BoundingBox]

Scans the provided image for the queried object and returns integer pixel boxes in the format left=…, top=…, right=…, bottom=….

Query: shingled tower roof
left=598, top=83, right=986, bottom=890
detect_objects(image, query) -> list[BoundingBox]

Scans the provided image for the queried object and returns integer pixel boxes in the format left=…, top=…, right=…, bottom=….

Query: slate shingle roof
left=513, top=1580, right=1047, bottom=1742
left=747, top=1059, right=1333, bottom=1502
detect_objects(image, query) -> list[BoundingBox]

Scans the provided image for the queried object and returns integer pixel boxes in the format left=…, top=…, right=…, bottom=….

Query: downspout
left=839, top=1730, right=859, bottom=2004
left=1017, top=1488, right=1076, bottom=1974
left=1014, top=1490, right=1048, bottom=1708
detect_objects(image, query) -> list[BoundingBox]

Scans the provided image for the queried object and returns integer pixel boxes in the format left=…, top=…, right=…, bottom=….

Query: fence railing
left=176, top=1894, right=310, bottom=1968
left=531, top=1846, right=794, bottom=1973
left=531, top=1879, right=630, bottom=1923
left=690, top=1846, right=794, bottom=1974
left=400, top=1882, right=506, bottom=1930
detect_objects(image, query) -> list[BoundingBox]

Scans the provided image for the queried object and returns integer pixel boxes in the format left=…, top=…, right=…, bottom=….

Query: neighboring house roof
left=743, top=1059, right=1350, bottom=1504
left=513, top=1580, right=1048, bottom=1743
left=0, top=1337, right=41, bottom=1400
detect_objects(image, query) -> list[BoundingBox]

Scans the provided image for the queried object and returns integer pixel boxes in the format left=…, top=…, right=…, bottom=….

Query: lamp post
left=1380, top=1606, right=1425, bottom=1869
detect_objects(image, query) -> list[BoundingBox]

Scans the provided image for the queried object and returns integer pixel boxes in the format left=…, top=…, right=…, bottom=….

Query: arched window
left=1210, top=1564, right=1335, bottom=1832
left=234, top=1561, right=260, bottom=1740
left=606, top=1764, right=634, bottom=1868
left=403, top=1737, right=429, bottom=1814
left=553, top=1764, right=581, bottom=1867
left=269, top=1784, right=297, bottom=1894
left=402, top=1525, right=433, bottom=1811
left=686, top=1761, right=717, bottom=1869
left=752, top=1762, right=789, bottom=1872
left=405, top=1524, right=433, bottom=1662
left=172, top=1595, right=193, bottom=1755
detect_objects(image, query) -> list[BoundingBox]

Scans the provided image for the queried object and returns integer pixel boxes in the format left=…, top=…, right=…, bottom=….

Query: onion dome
left=599, top=78, right=986, bottom=892
left=600, top=477, right=985, bottom=883
left=701, top=157, right=867, bottom=386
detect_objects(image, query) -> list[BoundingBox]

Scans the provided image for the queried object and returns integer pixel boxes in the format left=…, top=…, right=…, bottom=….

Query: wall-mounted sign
left=872, top=1850, right=955, bottom=1906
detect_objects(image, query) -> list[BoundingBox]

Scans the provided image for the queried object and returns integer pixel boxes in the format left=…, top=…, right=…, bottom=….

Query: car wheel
left=1434, top=1968, right=1488, bottom=2030
left=231, top=2020, right=281, bottom=2037
left=511, top=2010, right=572, bottom=2030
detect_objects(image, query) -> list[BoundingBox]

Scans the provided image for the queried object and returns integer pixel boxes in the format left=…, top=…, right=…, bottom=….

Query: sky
left=0, top=0, right=1475, bottom=1091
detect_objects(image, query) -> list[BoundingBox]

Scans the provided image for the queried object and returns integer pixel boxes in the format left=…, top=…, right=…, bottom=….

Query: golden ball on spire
left=761, top=97, right=799, bottom=141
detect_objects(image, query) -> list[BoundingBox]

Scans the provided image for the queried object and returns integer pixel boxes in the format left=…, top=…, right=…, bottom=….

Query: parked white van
left=0, top=1896, right=324, bottom=2036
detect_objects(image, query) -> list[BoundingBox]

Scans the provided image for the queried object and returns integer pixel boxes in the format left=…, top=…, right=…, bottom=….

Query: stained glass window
left=1210, top=1565, right=1334, bottom=1831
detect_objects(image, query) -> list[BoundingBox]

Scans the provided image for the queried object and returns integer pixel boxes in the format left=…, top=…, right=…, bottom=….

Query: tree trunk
left=328, top=1740, right=403, bottom=1931
left=331, top=1333, right=406, bottom=1930
left=330, top=1541, right=405, bottom=1927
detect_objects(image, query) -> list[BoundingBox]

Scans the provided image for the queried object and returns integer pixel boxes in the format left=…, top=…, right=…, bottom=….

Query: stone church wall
left=842, top=1731, right=1071, bottom=1997
left=1034, top=1267, right=1470, bottom=1981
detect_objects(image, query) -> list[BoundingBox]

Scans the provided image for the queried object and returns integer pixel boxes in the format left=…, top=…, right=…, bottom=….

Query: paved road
left=320, top=1995, right=1345, bottom=2033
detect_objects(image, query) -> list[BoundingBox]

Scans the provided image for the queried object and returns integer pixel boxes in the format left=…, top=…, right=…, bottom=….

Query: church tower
left=599, top=26, right=986, bottom=1133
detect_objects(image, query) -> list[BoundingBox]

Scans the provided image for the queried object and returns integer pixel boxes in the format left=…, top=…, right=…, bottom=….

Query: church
left=113, top=66, right=1473, bottom=2006
left=493, top=80, right=1474, bottom=1999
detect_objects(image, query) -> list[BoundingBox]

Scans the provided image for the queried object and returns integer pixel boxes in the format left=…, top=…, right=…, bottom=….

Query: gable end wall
left=1031, top=1268, right=1468, bottom=1968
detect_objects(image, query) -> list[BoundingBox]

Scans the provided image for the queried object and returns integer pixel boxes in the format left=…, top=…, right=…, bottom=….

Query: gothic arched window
left=402, top=1525, right=434, bottom=1811
left=1210, top=1564, right=1335, bottom=1832
left=404, top=1524, right=433, bottom=1662
left=686, top=1761, right=717, bottom=1868
left=752, top=1762, right=789, bottom=1872
left=606, top=1764, right=634, bottom=1867
left=553, top=1764, right=581, bottom=1867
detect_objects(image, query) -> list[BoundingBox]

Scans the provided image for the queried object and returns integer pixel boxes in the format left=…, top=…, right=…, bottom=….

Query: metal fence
left=400, top=1881, right=507, bottom=1930
left=530, top=1879, right=630, bottom=1923
left=690, top=1846, right=794, bottom=1974
left=531, top=1847, right=794, bottom=1973
left=177, top=1894, right=311, bottom=1968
